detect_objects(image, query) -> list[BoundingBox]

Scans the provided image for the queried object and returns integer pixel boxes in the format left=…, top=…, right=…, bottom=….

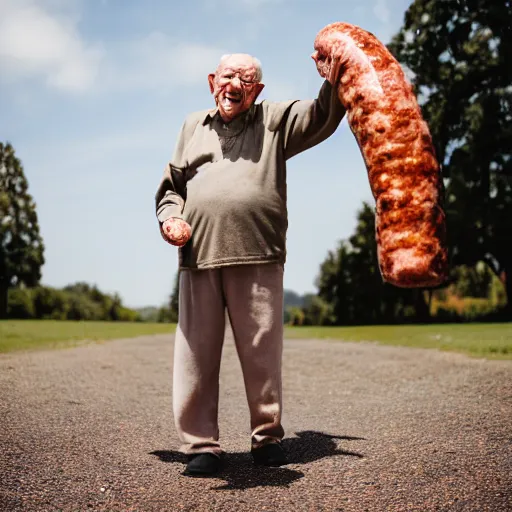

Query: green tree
left=7, top=287, right=35, bottom=319
left=169, top=272, right=180, bottom=323
left=452, top=262, right=493, bottom=298
left=32, top=286, right=69, bottom=319
left=107, top=293, right=123, bottom=321
left=388, top=0, right=512, bottom=316
left=302, top=295, right=334, bottom=326
left=315, top=202, right=425, bottom=325
left=62, top=282, right=139, bottom=321
left=65, top=292, right=104, bottom=321
left=286, top=306, right=305, bottom=326
left=158, top=272, right=180, bottom=323
left=0, top=142, right=45, bottom=318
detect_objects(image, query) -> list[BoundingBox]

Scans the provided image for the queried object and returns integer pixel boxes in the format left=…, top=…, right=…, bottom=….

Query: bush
left=6, top=283, right=143, bottom=322
left=7, top=288, right=35, bottom=319
left=462, top=298, right=496, bottom=320
left=116, top=307, right=141, bottom=322
left=157, top=306, right=176, bottom=323
left=302, top=296, right=334, bottom=326
left=66, top=292, right=104, bottom=321
left=434, top=306, right=460, bottom=323
left=32, top=286, right=69, bottom=319
left=432, top=296, right=500, bottom=322
left=287, top=306, right=305, bottom=326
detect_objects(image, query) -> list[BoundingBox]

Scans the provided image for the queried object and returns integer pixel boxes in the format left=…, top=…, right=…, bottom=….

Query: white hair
left=218, top=53, right=263, bottom=82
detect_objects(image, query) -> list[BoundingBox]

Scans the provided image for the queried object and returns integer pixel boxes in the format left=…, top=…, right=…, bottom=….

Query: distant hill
left=283, top=290, right=307, bottom=309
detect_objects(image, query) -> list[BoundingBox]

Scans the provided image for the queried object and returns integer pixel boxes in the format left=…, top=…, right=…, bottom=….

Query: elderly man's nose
left=231, top=76, right=241, bottom=87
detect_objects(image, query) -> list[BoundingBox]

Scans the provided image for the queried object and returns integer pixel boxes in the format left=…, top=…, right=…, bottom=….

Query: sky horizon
left=1, top=0, right=413, bottom=308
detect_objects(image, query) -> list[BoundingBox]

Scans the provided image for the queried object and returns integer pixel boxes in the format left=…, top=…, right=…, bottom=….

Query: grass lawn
left=0, top=320, right=175, bottom=353
left=285, top=323, right=512, bottom=360
left=1, top=320, right=510, bottom=360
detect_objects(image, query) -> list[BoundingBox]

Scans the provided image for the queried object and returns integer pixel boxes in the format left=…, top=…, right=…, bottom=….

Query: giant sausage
left=313, top=22, right=448, bottom=288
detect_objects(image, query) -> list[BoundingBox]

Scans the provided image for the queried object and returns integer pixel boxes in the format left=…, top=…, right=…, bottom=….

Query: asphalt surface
left=1, top=330, right=511, bottom=512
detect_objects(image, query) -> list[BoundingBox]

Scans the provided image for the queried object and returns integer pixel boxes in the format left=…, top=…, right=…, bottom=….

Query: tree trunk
left=414, top=289, right=431, bottom=323
left=502, top=266, right=512, bottom=320
left=0, top=281, right=8, bottom=319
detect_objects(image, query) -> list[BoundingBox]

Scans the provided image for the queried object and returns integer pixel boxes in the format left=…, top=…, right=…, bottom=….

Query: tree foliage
left=307, top=202, right=505, bottom=325
left=388, top=0, right=512, bottom=315
left=311, top=202, right=425, bottom=325
left=0, top=142, right=45, bottom=318
left=158, top=272, right=180, bottom=323
left=6, top=282, right=141, bottom=321
left=451, top=262, right=493, bottom=298
left=169, top=272, right=180, bottom=322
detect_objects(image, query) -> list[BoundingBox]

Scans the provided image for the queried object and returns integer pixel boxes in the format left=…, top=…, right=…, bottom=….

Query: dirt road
left=1, top=332, right=511, bottom=511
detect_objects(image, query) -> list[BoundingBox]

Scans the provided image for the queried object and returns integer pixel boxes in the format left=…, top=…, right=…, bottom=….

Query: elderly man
left=155, top=52, right=345, bottom=477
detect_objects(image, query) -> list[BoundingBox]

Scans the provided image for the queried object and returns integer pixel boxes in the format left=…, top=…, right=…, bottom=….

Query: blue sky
left=0, top=0, right=413, bottom=308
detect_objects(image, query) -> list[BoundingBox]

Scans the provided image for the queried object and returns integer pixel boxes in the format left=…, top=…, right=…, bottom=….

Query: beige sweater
left=155, top=80, right=345, bottom=269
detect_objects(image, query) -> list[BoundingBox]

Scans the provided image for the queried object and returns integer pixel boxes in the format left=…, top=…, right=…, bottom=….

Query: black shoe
left=183, top=453, right=222, bottom=477
left=251, top=443, right=288, bottom=466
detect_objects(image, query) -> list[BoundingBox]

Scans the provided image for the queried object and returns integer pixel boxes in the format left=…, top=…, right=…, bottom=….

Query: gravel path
left=1, top=331, right=511, bottom=512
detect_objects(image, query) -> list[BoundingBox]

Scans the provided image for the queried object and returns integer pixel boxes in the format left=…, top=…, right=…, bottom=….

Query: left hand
left=161, top=217, right=192, bottom=247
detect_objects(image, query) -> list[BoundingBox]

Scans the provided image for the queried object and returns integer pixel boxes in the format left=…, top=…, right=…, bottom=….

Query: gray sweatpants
left=173, top=263, right=285, bottom=455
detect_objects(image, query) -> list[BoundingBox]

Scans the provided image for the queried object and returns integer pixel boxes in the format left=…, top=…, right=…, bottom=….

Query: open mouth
left=222, top=94, right=242, bottom=109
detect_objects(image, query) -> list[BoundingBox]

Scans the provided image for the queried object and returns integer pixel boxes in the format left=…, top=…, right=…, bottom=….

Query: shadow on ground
left=150, top=430, right=365, bottom=490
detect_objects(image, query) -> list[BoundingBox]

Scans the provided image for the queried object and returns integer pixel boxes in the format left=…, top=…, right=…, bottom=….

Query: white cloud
left=0, top=0, right=103, bottom=92
left=203, top=0, right=283, bottom=12
left=260, top=78, right=301, bottom=102
left=204, top=0, right=285, bottom=10
left=0, top=0, right=225, bottom=94
left=201, top=0, right=285, bottom=40
left=237, top=0, right=284, bottom=6
left=103, top=32, right=224, bottom=92
left=0, top=0, right=290, bottom=95
left=373, top=0, right=390, bottom=24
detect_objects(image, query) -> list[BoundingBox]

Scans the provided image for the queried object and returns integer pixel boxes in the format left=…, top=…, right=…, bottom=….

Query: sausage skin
left=313, top=22, right=448, bottom=288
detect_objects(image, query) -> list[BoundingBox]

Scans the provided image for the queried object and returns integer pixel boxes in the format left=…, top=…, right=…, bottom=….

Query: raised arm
left=282, top=78, right=346, bottom=160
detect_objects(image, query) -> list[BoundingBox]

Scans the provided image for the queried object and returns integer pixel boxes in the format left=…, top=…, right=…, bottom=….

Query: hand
left=161, top=218, right=192, bottom=247
left=327, top=51, right=343, bottom=85
left=312, top=48, right=343, bottom=85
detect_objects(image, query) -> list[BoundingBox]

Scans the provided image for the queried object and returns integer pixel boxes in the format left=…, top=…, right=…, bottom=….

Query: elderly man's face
left=208, top=54, right=265, bottom=122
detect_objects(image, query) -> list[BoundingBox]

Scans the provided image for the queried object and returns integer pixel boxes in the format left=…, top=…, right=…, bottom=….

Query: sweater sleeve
left=155, top=163, right=186, bottom=223
left=281, top=80, right=345, bottom=160
left=155, top=120, right=188, bottom=222
left=155, top=116, right=200, bottom=223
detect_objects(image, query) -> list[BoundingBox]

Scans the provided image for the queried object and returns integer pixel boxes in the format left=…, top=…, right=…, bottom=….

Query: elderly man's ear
left=253, top=82, right=265, bottom=99
left=208, top=73, right=215, bottom=94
